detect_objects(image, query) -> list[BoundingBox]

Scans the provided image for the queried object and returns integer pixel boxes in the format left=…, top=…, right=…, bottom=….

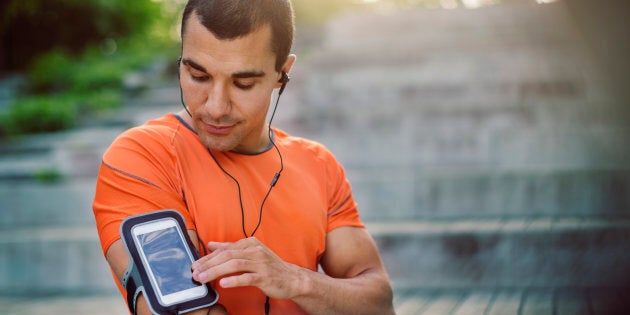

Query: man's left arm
left=293, top=226, right=395, bottom=315
left=191, top=226, right=395, bottom=315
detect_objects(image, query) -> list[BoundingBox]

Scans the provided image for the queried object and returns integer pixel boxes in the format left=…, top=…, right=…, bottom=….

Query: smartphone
left=131, top=217, right=208, bottom=306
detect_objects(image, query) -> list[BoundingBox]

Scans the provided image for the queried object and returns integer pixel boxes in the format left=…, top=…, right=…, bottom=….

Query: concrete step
left=0, top=294, right=127, bottom=315
left=367, top=218, right=630, bottom=289
left=0, top=226, right=115, bottom=295
left=0, top=178, right=97, bottom=229
left=319, top=2, right=583, bottom=62
left=352, top=169, right=630, bottom=221
left=393, top=287, right=630, bottom=315
left=2, top=218, right=629, bottom=295
left=299, top=95, right=630, bottom=172
left=2, top=287, right=628, bottom=315
left=3, top=158, right=629, bottom=226
left=0, top=127, right=124, bottom=180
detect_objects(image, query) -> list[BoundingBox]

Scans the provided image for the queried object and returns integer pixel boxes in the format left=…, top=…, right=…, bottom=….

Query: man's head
left=178, top=0, right=296, bottom=154
left=181, top=0, right=294, bottom=72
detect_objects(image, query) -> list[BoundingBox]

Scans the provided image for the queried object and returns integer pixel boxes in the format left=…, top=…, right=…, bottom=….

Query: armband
left=120, top=210, right=218, bottom=314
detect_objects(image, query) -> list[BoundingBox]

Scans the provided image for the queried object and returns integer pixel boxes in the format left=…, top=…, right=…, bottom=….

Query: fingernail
left=219, top=278, right=230, bottom=287
left=198, top=272, right=207, bottom=281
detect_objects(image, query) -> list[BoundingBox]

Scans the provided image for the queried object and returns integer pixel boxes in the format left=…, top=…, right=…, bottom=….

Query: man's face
left=180, top=13, right=285, bottom=153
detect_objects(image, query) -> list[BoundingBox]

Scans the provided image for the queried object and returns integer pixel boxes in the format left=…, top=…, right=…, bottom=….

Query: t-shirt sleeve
left=324, top=150, right=365, bottom=232
left=92, top=127, right=194, bottom=256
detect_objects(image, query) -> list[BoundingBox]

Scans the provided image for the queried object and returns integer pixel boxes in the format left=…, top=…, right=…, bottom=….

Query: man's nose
left=204, top=82, right=231, bottom=119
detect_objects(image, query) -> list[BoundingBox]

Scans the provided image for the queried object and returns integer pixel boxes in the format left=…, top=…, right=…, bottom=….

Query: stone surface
left=369, top=218, right=630, bottom=289
left=1, top=0, right=629, bottom=302
left=289, top=1, right=630, bottom=221
left=0, top=226, right=115, bottom=295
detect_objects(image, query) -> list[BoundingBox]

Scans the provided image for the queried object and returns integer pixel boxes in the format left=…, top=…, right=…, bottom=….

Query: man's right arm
left=106, top=240, right=154, bottom=315
left=94, top=128, right=226, bottom=314
left=106, top=237, right=227, bottom=315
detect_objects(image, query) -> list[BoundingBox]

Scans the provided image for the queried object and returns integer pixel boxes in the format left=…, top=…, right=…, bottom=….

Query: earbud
left=278, top=72, right=290, bottom=95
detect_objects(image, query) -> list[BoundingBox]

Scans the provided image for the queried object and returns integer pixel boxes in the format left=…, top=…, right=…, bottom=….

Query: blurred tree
left=293, top=0, right=356, bottom=25
left=0, top=0, right=163, bottom=74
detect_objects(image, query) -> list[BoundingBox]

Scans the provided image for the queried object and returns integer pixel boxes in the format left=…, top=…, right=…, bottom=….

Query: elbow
left=380, top=280, right=395, bottom=315
left=373, top=272, right=395, bottom=315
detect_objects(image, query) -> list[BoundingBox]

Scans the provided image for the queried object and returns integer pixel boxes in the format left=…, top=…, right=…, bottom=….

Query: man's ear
left=276, top=54, right=296, bottom=88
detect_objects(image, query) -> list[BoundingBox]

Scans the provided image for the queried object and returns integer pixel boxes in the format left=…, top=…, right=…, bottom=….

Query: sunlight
left=461, top=0, right=500, bottom=9
left=439, top=0, right=458, bottom=9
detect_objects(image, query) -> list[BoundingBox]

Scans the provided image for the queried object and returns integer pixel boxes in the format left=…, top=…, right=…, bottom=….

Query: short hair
left=181, top=0, right=294, bottom=72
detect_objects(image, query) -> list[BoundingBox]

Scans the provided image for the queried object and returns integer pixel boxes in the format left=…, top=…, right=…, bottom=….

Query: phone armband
left=120, top=210, right=218, bottom=315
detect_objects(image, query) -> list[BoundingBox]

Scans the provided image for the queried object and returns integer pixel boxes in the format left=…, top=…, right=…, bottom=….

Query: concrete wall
left=285, top=1, right=630, bottom=221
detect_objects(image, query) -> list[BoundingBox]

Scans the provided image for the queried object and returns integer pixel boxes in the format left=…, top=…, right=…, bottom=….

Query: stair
left=368, top=218, right=630, bottom=290
left=0, top=127, right=125, bottom=295
left=393, top=287, right=630, bottom=315
left=1, top=1, right=630, bottom=313
left=0, top=225, right=113, bottom=295
left=299, top=0, right=630, bottom=296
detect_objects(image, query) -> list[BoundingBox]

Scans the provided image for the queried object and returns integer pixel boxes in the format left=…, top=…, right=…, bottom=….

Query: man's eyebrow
left=232, top=70, right=266, bottom=79
left=181, top=58, right=266, bottom=79
left=181, top=58, right=207, bottom=73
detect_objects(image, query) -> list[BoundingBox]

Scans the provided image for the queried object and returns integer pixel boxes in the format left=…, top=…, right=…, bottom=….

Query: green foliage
left=27, top=50, right=75, bottom=92
left=0, top=0, right=178, bottom=137
left=1, top=88, right=123, bottom=138
left=27, top=49, right=123, bottom=93
left=33, top=167, right=65, bottom=184
left=73, top=89, right=122, bottom=113
left=1, top=0, right=165, bottom=72
left=6, top=27, right=175, bottom=137
left=27, top=36, right=169, bottom=93
left=4, top=95, right=77, bottom=135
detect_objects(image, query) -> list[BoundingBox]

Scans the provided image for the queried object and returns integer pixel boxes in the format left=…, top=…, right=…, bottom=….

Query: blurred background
left=1, top=0, right=629, bottom=313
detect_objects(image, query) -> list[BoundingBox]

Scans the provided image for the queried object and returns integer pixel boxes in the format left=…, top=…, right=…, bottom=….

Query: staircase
left=1, top=1, right=630, bottom=313
left=0, top=128, right=124, bottom=295
left=291, top=0, right=630, bottom=296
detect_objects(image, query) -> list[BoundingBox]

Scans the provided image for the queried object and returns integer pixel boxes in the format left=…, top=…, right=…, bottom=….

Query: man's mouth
left=203, top=122, right=235, bottom=135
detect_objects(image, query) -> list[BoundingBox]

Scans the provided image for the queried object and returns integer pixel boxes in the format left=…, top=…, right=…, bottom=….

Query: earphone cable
left=207, top=87, right=284, bottom=238
left=199, top=73, right=286, bottom=315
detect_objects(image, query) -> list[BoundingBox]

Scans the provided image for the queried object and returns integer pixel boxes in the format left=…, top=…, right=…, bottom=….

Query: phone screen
left=137, top=226, right=199, bottom=296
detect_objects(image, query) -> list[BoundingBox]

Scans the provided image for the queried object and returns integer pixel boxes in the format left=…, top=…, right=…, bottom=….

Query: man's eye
left=234, top=81, right=255, bottom=90
left=190, top=74, right=209, bottom=82
left=186, top=67, right=209, bottom=82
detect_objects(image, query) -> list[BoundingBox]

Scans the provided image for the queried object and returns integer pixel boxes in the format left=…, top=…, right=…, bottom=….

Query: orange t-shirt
left=92, top=113, right=364, bottom=314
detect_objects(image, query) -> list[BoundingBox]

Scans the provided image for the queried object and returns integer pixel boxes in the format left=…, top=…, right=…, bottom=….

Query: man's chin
left=199, top=135, right=237, bottom=152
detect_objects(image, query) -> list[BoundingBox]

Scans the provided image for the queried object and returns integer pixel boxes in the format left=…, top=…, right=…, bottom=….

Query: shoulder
left=103, top=114, right=191, bottom=165
left=275, top=129, right=339, bottom=164
left=116, top=114, right=183, bottom=144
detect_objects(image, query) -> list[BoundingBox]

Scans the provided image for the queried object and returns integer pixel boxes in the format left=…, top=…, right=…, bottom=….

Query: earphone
left=278, top=71, right=290, bottom=96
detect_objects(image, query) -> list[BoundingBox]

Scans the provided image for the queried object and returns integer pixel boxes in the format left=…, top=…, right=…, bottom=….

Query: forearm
left=292, top=266, right=394, bottom=315
left=193, top=230, right=394, bottom=314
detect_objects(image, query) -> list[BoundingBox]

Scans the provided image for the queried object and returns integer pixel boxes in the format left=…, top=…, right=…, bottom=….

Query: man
left=93, top=0, right=394, bottom=314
